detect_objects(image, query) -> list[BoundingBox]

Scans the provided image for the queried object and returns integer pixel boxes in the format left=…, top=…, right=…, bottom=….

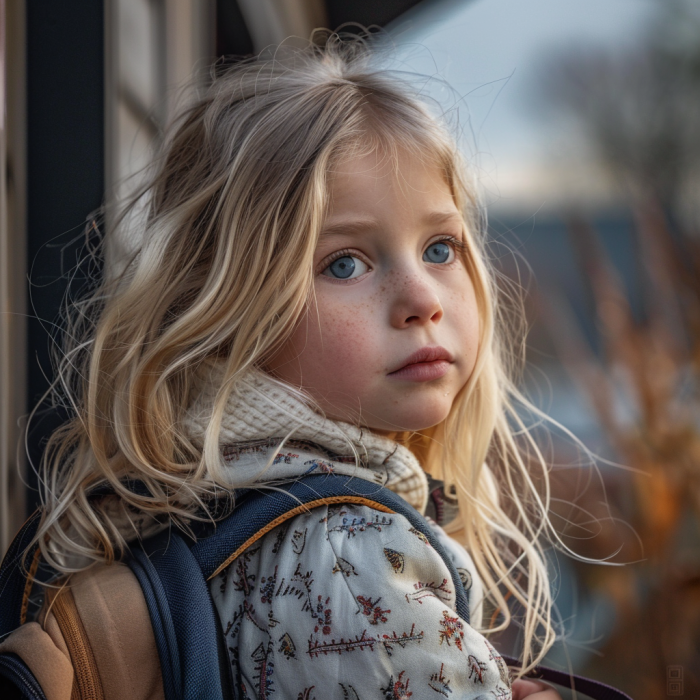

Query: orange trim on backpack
left=19, top=546, right=42, bottom=625
left=49, top=587, right=106, bottom=700
left=207, top=495, right=395, bottom=581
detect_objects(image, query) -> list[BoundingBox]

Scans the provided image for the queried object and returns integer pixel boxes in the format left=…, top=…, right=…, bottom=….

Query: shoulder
left=210, top=502, right=510, bottom=700
left=211, top=502, right=461, bottom=613
left=422, top=515, right=485, bottom=629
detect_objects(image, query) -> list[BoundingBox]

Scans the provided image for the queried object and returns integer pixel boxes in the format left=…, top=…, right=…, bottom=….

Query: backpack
left=0, top=473, right=633, bottom=700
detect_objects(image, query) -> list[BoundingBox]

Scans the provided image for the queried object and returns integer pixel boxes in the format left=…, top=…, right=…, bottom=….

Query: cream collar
left=183, top=365, right=428, bottom=512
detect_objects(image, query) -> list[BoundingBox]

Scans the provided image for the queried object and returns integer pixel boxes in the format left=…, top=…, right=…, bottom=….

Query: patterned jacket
left=210, top=437, right=513, bottom=700
left=0, top=368, right=513, bottom=699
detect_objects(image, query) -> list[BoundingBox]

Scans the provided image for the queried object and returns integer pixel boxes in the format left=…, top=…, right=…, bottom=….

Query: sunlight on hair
left=28, top=30, right=622, bottom=680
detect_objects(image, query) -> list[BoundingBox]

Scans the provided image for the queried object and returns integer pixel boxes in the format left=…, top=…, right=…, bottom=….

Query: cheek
left=447, top=275, right=481, bottom=375
left=460, top=285, right=480, bottom=346
left=270, top=297, right=381, bottom=393
left=317, top=300, right=382, bottom=381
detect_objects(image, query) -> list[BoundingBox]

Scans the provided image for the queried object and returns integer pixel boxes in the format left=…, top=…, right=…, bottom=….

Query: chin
left=367, top=401, right=453, bottom=434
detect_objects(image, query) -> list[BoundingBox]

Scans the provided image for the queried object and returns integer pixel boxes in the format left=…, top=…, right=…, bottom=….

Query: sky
left=388, top=0, right=659, bottom=213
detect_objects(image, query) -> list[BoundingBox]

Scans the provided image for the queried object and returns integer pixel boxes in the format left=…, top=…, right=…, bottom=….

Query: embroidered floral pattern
left=223, top=438, right=279, bottom=462
left=274, top=452, right=300, bottom=465
left=407, top=527, right=431, bottom=546
left=232, top=545, right=260, bottom=596
left=210, top=447, right=511, bottom=700
left=485, top=638, right=512, bottom=688
left=467, top=655, right=487, bottom=684
left=356, top=595, right=391, bottom=624
left=260, top=566, right=278, bottom=604
left=251, top=641, right=275, bottom=699
left=382, top=671, right=412, bottom=699
left=303, top=458, right=335, bottom=474
left=339, top=684, right=362, bottom=700
left=272, top=524, right=289, bottom=554
left=278, top=632, right=297, bottom=659
left=292, top=528, right=307, bottom=554
left=429, top=663, right=452, bottom=696
left=310, top=595, right=332, bottom=635
left=380, top=624, right=424, bottom=656
left=328, top=514, right=393, bottom=538
left=438, top=611, right=465, bottom=651
left=332, top=557, right=358, bottom=577
left=307, top=630, right=377, bottom=657
left=405, top=579, right=452, bottom=605
left=383, top=548, right=405, bottom=573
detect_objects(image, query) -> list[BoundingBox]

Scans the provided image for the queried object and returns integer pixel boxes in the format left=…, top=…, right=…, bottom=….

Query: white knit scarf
left=182, top=363, right=429, bottom=512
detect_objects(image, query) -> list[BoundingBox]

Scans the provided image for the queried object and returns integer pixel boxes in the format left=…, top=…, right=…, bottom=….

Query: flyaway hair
left=32, top=31, right=580, bottom=675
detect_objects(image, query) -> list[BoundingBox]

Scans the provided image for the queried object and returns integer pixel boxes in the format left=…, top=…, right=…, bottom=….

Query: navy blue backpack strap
left=0, top=510, right=42, bottom=639
left=126, top=473, right=469, bottom=700
left=192, top=473, right=470, bottom=623
left=0, top=653, right=47, bottom=700
left=0, top=480, right=160, bottom=640
left=128, top=472, right=634, bottom=700
left=0, top=511, right=49, bottom=700
left=194, top=474, right=634, bottom=700
left=128, top=529, right=234, bottom=700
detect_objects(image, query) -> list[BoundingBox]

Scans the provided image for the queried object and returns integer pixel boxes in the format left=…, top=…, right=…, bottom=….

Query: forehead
left=326, top=148, right=458, bottom=219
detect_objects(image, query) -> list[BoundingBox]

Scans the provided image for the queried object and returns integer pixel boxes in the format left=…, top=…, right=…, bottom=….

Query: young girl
left=3, top=35, right=568, bottom=700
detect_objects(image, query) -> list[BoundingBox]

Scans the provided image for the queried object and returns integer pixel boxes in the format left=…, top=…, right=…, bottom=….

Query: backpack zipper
left=50, top=587, right=105, bottom=700
left=0, top=652, right=48, bottom=699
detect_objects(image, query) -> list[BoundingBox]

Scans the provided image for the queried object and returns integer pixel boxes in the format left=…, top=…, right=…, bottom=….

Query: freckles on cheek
left=318, top=311, right=370, bottom=368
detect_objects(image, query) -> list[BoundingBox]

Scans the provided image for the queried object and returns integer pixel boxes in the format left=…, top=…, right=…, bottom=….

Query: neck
left=182, top=363, right=429, bottom=511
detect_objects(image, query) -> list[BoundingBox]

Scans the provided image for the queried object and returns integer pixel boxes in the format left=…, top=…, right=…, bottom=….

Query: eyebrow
left=320, top=217, right=380, bottom=237
left=320, top=210, right=463, bottom=237
left=422, top=210, right=464, bottom=226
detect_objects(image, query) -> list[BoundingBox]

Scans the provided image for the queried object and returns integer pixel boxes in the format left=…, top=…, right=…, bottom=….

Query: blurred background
left=1, top=1, right=698, bottom=697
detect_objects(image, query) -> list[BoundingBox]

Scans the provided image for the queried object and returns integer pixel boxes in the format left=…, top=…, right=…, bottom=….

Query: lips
left=387, top=346, right=454, bottom=382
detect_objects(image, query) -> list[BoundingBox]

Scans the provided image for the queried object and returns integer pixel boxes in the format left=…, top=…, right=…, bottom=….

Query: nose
left=389, top=270, right=444, bottom=329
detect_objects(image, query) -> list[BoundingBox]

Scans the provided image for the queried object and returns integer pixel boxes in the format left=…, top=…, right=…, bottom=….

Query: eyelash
left=324, top=247, right=360, bottom=264
left=317, top=236, right=467, bottom=276
left=432, top=235, right=467, bottom=255
left=317, top=248, right=368, bottom=274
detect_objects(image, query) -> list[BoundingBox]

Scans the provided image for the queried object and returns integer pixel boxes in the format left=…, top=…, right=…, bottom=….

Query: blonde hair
left=34, top=34, right=563, bottom=674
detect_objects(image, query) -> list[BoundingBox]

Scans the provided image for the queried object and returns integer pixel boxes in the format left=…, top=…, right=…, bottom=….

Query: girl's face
left=267, top=149, right=480, bottom=433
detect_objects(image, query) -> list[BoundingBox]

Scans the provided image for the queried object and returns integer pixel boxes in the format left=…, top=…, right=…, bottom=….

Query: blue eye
left=423, top=241, right=453, bottom=264
left=322, top=255, right=368, bottom=280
